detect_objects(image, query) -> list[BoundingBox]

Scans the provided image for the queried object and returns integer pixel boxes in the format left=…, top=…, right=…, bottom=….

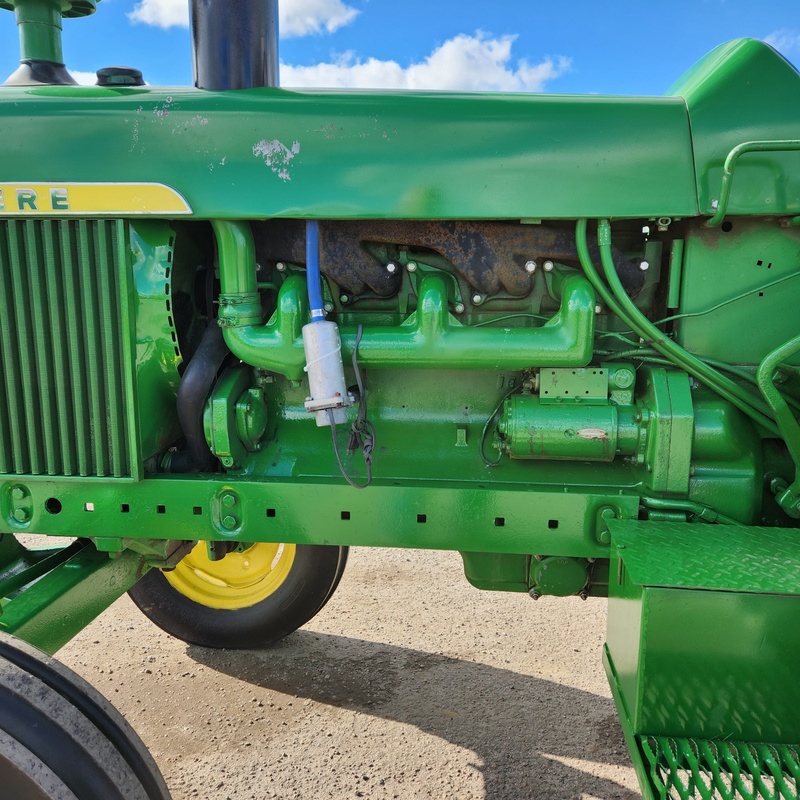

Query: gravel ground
left=58, top=548, right=641, bottom=800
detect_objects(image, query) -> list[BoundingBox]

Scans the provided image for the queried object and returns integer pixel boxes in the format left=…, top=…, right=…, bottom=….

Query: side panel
left=670, top=38, right=800, bottom=218
left=0, top=87, right=698, bottom=220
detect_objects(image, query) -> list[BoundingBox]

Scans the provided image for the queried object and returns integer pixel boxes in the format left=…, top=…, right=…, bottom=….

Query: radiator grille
left=0, top=219, right=137, bottom=478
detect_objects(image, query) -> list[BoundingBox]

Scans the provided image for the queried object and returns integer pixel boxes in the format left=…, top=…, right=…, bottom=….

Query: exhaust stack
left=190, top=0, right=279, bottom=90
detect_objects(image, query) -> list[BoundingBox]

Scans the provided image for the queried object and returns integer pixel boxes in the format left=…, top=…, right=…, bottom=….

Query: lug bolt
left=525, top=260, right=537, bottom=273
left=407, top=262, right=417, bottom=273
left=639, top=260, right=650, bottom=271
left=222, top=515, right=238, bottom=530
left=386, top=262, right=397, bottom=274
left=275, top=261, right=286, bottom=272
left=543, top=260, right=554, bottom=272
left=454, top=303, right=465, bottom=314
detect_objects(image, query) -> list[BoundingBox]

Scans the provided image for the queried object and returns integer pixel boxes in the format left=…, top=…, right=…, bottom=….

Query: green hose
left=639, top=496, right=741, bottom=526
left=575, top=219, right=779, bottom=436
left=757, top=335, right=800, bottom=468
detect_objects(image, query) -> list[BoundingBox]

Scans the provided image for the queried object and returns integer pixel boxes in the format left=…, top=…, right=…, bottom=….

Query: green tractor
left=0, top=0, right=799, bottom=796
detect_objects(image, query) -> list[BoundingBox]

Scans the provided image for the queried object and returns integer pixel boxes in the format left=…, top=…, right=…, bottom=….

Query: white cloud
left=128, top=0, right=359, bottom=36
left=128, top=0, right=186, bottom=28
left=281, top=33, right=571, bottom=92
left=70, top=69, right=98, bottom=85
left=282, top=0, right=358, bottom=36
left=764, top=28, right=800, bottom=57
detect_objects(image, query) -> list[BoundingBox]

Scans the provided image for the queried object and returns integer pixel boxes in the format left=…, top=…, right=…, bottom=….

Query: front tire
left=128, top=543, right=348, bottom=649
left=0, top=633, right=171, bottom=800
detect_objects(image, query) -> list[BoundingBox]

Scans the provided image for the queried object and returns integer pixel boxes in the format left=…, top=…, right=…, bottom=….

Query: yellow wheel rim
left=165, top=542, right=297, bottom=610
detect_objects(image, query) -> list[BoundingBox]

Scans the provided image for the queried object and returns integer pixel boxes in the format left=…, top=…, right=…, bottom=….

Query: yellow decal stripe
left=0, top=183, right=192, bottom=215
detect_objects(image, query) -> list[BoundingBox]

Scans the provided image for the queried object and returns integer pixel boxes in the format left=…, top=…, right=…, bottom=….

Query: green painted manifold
left=1, top=8, right=800, bottom=797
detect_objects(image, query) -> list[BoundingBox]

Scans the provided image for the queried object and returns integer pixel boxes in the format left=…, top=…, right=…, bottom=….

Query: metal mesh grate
left=641, top=736, right=800, bottom=800
left=0, top=219, right=136, bottom=478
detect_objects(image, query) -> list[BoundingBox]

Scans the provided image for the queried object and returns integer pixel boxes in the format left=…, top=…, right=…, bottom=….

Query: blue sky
left=0, top=0, right=797, bottom=93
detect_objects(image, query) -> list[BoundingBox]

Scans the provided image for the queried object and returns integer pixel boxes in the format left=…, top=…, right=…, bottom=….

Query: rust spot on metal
left=254, top=220, right=645, bottom=298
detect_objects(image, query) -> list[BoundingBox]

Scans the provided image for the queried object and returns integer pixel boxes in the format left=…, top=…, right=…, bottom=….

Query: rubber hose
left=175, top=322, right=230, bottom=471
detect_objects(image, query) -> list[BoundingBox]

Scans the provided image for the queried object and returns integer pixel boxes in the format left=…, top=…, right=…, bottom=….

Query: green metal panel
left=669, top=38, right=800, bottom=218
left=609, top=520, right=800, bottom=593
left=639, top=369, right=694, bottom=496
left=0, top=86, right=697, bottom=220
left=605, top=647, right=800, bottom=800
left=0, top=219, right=140, bottom=478
left=0, top=475, right=640, bottom=558
left=676, top=220, right=800, bottom=365
left=606, top=521, right=800, bottom=745
left=0, top=543, right=152, bottom=654
left=129, top=221, right=185, bottom=461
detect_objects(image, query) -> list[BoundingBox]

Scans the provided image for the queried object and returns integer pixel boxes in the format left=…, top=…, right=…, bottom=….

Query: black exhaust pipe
left=190, top=0, right=279, bottom=90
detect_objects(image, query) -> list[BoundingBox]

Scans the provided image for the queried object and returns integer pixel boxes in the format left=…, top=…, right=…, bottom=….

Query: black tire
left=128, top=543, right=348, bottom=649
left=0, top=633, right=171, bottom=800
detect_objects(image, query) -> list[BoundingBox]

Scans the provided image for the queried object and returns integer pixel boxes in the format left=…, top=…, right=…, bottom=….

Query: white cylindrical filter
left=302, top=320, right=352, bottom=426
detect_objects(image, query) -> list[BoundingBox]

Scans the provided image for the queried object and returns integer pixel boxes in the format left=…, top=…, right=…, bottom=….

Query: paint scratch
left=253, top=139, right=301, bottom=181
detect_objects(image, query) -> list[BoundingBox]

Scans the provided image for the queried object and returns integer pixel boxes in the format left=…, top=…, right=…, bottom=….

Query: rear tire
left=0, top=633, right=171, bottom=800
left=128, top=543, right=348, bottom=649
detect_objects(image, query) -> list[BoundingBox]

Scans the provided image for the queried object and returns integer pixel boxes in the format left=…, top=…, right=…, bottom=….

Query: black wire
left=328, top=409, right=372, bottom=489
left=328, top=325, right=375, bottom=489
left=479, top=383, right=523, bottom=467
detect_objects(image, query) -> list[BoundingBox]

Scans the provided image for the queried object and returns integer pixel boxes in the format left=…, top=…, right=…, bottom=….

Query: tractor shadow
left=188, top=632, right=640, bottom=800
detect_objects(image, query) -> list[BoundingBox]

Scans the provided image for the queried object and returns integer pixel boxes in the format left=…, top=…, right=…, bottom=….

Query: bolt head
left=275, top=261, right=286, bottom=272
left=639, top=260, right=650, bottom=271
left=13, top=508, right=29, bottom=523
left=222, top=515, right=238, bottom=530
left=221, top=492, right=237, bottom=508
left=324, top=302, right=334, bottom=312
left=543, top=260, right=554, bottom=272
left=386, top=262, right=397, bottom=274
left=524, top=260, right=537, bottom=273
left=407, top=262, right=417, bottom=272
left=11, top=487, right=25, bottom=501
left=454, top=303, right=465, bottom=314
left=594, top=304, right=602, bottom=314
left=472, top=294, right=482, bottom=304
left=613, top=368, right=635, bottom=389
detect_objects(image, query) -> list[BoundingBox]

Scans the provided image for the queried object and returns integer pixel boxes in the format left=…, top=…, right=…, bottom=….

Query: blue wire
left=306, top=220, right=325, bottom=322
